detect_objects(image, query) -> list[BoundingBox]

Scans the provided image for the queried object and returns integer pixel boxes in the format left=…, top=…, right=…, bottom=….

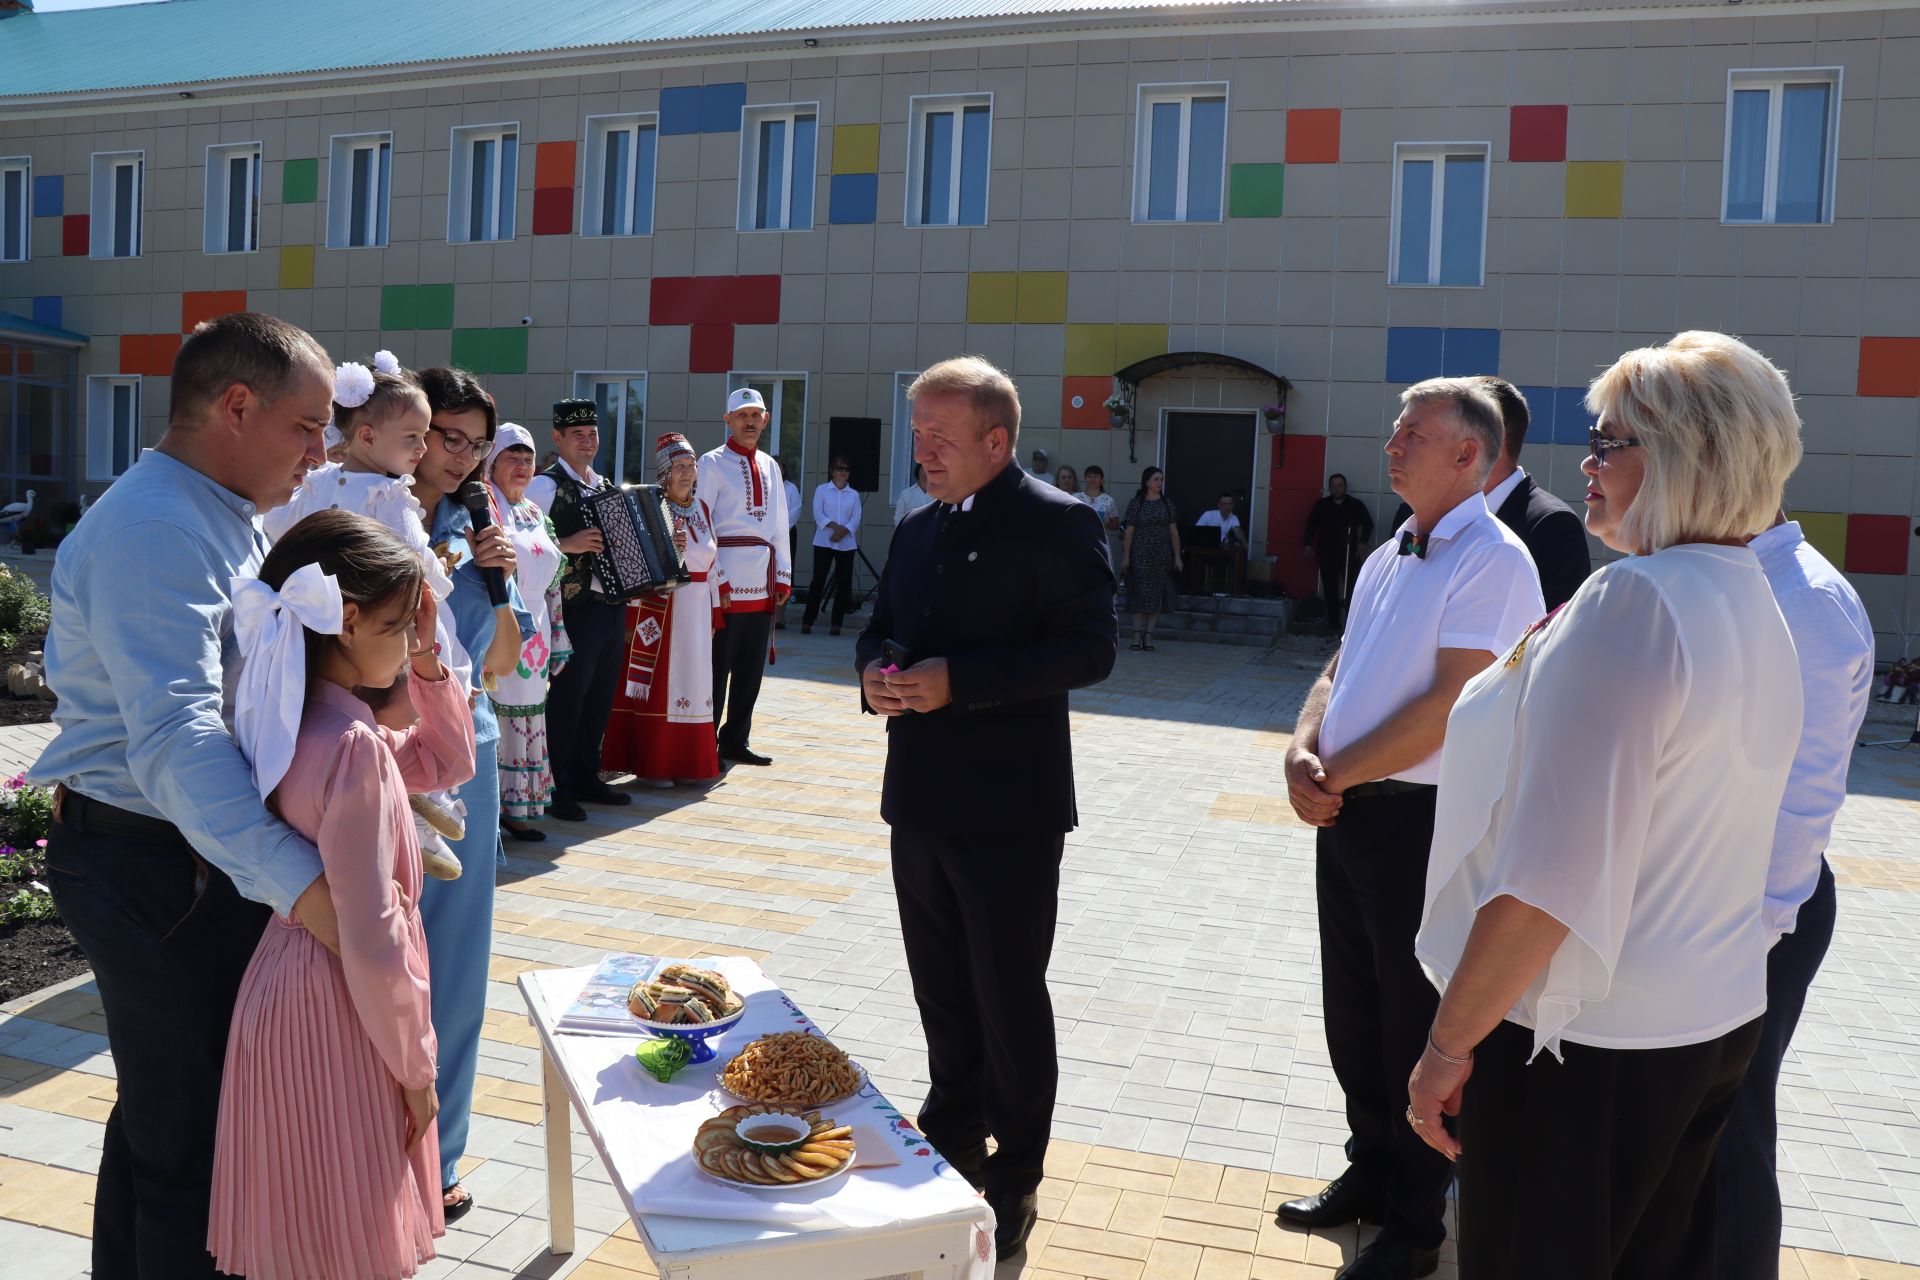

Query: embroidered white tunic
left=695, top=440, right=792, bottom=613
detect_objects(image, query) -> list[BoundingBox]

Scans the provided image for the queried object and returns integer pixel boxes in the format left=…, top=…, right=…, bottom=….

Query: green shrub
left=0, top=567, right=48, bottom=651
left=0, top=886, right=57, bottom=925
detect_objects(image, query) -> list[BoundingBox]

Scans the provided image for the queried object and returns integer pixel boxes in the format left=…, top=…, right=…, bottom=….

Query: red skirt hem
left=603, top=710, right=720, bottom=781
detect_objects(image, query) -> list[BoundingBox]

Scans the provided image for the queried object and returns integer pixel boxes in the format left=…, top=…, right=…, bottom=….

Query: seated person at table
left=1195, top=493, right=1245, bottom=548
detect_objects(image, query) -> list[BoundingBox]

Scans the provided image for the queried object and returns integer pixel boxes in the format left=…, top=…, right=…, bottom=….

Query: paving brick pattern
left=1, top=635, right=1918, bottom=1278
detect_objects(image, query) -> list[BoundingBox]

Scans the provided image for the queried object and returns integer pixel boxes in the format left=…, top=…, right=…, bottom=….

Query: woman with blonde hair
left=1407, top=331, right=1805, bottom=1278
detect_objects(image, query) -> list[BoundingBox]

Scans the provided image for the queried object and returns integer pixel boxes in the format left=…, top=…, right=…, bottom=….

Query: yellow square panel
left=1064, top=324, right=1118, bottom=376
left=1114, top=323, right=1170, bottom=369
left=1016, top=272, right=1068, bottom=324
left=967, top=272, right=1018, bottom=324
left=279, top=244, right=315, bottom=290
left=831, top=124, right=881, bottom=176
left=1565, top=162, right=1623, bottom=218
left=1793, top=510, right=1848, bottom=569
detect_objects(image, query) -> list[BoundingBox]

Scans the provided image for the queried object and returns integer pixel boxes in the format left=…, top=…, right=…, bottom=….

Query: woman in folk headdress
left=602, top=433, right=727, bottom=787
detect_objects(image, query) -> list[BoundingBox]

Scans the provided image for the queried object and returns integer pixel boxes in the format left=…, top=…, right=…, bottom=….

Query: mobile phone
left=881, top=640, right=911, bottom=673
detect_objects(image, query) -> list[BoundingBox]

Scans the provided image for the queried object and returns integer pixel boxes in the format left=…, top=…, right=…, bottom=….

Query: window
left=584, top=114, right=658, bottom=237
left=1723, top=69, right=1840, bottom=224
left=86, top=376, right=141, bottom=481
left=327, top=132, right=392, bottom=248
left=1, top=157, right=26, bottom=263
left=1133, top=85, right=1227, bottom=223
left=727, top=372, right=805, bottom=462
left=738, top=105, right=817, bottom=232
left=90, top=151, right=143, bottom=258
left=202, top=142, right=261, bottom=254
left=906, top=96, right=991, bottom=227
left=1390, top=144, right=1489, bottom=287
left=571, top=373, right=649, bottom=486
left=449, top=124, right=518, bottom=244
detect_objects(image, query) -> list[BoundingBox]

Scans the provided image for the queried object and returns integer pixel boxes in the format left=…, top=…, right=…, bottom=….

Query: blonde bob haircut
left=1586, top=331, right=1803, bottom=554
left=908, top=356, right=1022, bottom=449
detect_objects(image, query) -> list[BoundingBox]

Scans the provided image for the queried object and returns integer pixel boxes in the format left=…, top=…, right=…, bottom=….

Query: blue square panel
left=1552, top=386, right=1596, bottom=446
left=1384, top=327, right=1444, bottom=384
left=31, top=297, right=61, bottom=330
left=701, top=83, right=748, bottom=133
left=828, top=173, right=877, bottom=225
left=1515, top=386, right=1556, bottom=445
left=1441, top=327, right=1501, bottom=377
left=659, top=86, right=703, bottom=136
left=32, top=175, right=62, bottom=218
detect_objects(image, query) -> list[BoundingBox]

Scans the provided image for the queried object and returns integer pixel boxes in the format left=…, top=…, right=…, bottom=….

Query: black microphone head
left=456, top=478, right=491, bottom=513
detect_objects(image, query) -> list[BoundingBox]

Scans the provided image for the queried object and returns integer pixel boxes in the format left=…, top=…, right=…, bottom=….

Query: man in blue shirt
left=31, top=312, right=340, bottom=1278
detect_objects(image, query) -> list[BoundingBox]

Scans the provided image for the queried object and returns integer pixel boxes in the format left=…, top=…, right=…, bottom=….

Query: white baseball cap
left=726, top=387, right=766, bottom=415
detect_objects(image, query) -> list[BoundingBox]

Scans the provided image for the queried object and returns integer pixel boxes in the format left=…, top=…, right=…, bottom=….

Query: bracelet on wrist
left=1427, top=1031, right=1473, bottom=1066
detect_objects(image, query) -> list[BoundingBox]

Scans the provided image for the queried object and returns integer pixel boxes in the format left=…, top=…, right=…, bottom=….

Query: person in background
left=1195, top=492, right=1245, bottom=547
left=1054, top=464, right=1081, bottom=497
left=1877, top=657, right=1914, bottom=704
left=1031, top=447, right=1053, bottom=485
left=1477, top=376, right=1592, bottom=611
left=1082, top=464, right=1121, bottom=570
left=1120, top=466, right=1181, bottom=652
left=1715, top=509, right=1874, bottom=1280
left=803, top=456, right=862, bottom=637
left=895, top=462, right=934, bottom=526
left=1304, top=474, right=1374, bottom=632
left=778, top=457, right=801, bottom=630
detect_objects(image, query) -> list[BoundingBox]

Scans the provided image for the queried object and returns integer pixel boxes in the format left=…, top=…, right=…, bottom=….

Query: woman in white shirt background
left=1407, top=331, right=1805, bottom=1279
left=802, top=455, right=862, bottom=636
left=893, top=462, right=934, bottom=526
left=1082, top=465, right=1120, bottom=570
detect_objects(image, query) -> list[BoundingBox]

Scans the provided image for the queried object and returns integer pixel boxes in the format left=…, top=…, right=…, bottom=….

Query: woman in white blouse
left=1407, top=331, right=1805, bottom=1278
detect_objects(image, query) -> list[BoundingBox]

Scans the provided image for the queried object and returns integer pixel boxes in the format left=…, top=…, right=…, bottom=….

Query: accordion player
left=578, top=484, right=692, bottom=600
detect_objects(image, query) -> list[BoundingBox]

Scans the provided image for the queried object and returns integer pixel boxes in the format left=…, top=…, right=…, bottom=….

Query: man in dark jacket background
left=1476, top=376, right=1591, bottom=610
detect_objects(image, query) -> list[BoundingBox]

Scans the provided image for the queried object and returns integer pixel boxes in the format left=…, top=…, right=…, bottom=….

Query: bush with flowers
left=0, top=773, right=56, bottom=926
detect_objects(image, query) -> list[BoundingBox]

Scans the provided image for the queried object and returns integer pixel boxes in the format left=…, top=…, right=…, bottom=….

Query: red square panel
left=688, top=276, right=737, bottom=326
left=120, top=333, right=182, bottom=377
left=181, top=290, right=247, bottom=333
left=1846, top=514, right=1910, bottom=576
left=532, top=187, right=574, bottom=236
left=650, top=277, right=694, bottom=325
left=734, top=275, right=781, bottom=324
left=689, top=323, right=734, bottom=374
left=62, top=214, right=89, bottom=256
left=1858, top=337, right=1920, bottom=398
left=1265, top=488, right=1323, bottom=600
left=534, top=141, right=576, bottom=191
left=1509, top=106, right=1569, bottom=162
left=1270, top=432, right=1327, bottom=494
left=1285, top=109, right=1341, bottom=165
left=1061, top=376, right=1111, bottom=430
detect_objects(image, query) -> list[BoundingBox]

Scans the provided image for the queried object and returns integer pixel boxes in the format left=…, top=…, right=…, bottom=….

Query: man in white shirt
left=1716, top=513, right=1874, bottom=1280
left=1030, top=448, right=1053, bottom=485
left=1279, top=379, right=1542, bottom=1280
left=802, top=456, right=863, bottom=636
left=1194, top=493, right=1245, bottom=546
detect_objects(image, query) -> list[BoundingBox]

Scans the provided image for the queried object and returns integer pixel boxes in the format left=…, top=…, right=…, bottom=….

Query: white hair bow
left=372, top=349, right=402, bottom=376
left=334, top=361, right=375, bottom=409
left=231, top=563, right=344, bottom=800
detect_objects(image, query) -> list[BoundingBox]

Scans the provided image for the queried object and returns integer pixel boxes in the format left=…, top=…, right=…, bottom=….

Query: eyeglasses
left=428, top=423, right=493, bottom=459
left=832, top=466, right=850, bottom=473
left=1588, top=427, right=1643, bottom=465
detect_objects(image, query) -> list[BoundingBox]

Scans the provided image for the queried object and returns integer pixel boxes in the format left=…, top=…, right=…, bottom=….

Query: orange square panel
left=1285, top=109, right=1341, bottom=165
left=182, top=290, right=247, bottom=333
left=535, top=141, right=577, bottom=191
left=1845, top=513, right=1910, bottom=576
left=1061, top=377, right=1112, bottom=430
left=1858, top=337, right=1920, bottom=398
left=121, top=333, right=183, bottom=377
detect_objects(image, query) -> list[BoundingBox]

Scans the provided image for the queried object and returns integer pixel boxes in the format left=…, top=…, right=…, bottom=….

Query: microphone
left=457, top=479, right=511, bottom=607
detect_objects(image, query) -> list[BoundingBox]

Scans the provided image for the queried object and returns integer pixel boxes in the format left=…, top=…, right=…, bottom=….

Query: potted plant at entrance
left=1260, top=402, right=1286, bottom=433
left=1103, top=393, right=1132, bottom=430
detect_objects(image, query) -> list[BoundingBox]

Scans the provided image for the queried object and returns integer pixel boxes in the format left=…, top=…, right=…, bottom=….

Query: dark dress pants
left=1315, top=547, right=1361, bottom=629
left=802, top=547, right=855, bottom=628
left=1714, top=860, right=1838, bottom=1280
left=45, top=806, right=270, bottom=1280
left=1315, top=786, right=1451, bottom=1248
left=891, top=827, right=1065, bottom=1204
left=1459, top=1016, right=1762, bottom=1279
left=546, top=592, right=625, bottom=798
left=711, top=609, right=773, bottom=754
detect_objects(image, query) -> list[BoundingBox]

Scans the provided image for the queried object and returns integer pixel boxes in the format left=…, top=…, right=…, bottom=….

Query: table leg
left=541, top=1046, right=576, bottom=1255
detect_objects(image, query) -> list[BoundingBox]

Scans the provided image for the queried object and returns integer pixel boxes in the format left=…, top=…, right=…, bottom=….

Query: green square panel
left=416, top=284, right=455, bottom=330
left=282, top=158, right=318, bottom=205
left=1064, top=324, right=1117, bottom=377
left=451, top=327, right=492, bottom=371
left=1229, top=164, right=1284, bottom=218
left=380, top=284, right=417, bottom=330
left=489, top=327, right=529, bottom=375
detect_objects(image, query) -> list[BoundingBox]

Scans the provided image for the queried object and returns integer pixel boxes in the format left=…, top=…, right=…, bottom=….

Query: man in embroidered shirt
left=1277, top=379, right=1542, bottom=1280
left=697, top=388, right=792, bottom=766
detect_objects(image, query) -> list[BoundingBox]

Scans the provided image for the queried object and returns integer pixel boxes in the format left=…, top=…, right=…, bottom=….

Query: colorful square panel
left=282, top=158, right=317, bottom=205
left=1269, top=432, right=1326, bottom=495
left=450, top=328, right=490, bottom=371
left=690, top=323, right=734, bottom=373
left=1509, top=106, right=1568, bottom=163
left=828, top=173, right=878, bottom=225
left=61, top=214, right=88, bottom=257
left=1565, top=162, right=1623, bottom=218
left=280, top=245, right=315, bottom=290
left=30, top=297, right=61, bottom=329
left=532, top=187, right=574, bottom=236
left=1064, top=324, right=1117, bottom=377
left=182, top=290, right=247, bottom=333
left=381, top=284, right=418, bottom=330
left=1384, top=327, right=1443, bottom=384
left=659, top=86, right=703, bottom=137
left=967, top=272, right=1018, bottom=325
left=1285, top=109, right=1341, bottom=165
left=651, top=277, right=695, bottom=325
left=832, top=125, right=881, bottom=176
left=687, top=276, right=737, bottom=326
left=120, top=333, right=182, bottom=377
left=1858, top=337, right=1920, bottom=398
left=1441, top=328, right=1500, bottom=378
left=32, top=175, right=61, bottom=219
left=1552, top=387, right=1595, bottom=446
left=735, top=275, right=781, bottom=325
left=1061, top=376, right=1112, bottom=430
left=1114, top=324, right=1169, bottom=370
left=1228, top=164, right=1284, bottom=218
left=534, top=142, right=575, bottom=191
left=415, top=284, right=455, bottom=330
left=1845, top=514, right=1909, bottom=576
left=1516, top=386, right=1557, bottom=444
left=489, top=327, right=529, bottom=376
left=1793, top=511, right=1848, bottom=569
left=701, top=84, right=748, bottom=134
left=1017, top=272, right=1068, bottom=325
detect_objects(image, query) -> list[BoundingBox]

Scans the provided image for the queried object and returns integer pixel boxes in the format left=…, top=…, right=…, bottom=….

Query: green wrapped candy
left=635, top=1035, right=693, bottom=1082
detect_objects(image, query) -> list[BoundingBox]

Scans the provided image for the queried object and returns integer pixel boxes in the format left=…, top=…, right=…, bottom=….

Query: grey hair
left=1400, top=377, right=1505, bottom=482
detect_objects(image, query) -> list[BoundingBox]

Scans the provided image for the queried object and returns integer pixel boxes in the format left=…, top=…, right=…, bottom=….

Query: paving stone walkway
left=1, top=634, right=1918, bottom=1279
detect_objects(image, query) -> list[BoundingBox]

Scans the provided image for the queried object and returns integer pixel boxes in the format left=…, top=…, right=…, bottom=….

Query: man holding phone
left=856, top=357, right=1116, bottom=1258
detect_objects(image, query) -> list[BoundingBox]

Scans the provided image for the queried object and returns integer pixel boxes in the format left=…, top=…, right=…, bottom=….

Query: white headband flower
left=372, top=349, right=401, bottom=376
left=334, top=361, right=375, bottom=409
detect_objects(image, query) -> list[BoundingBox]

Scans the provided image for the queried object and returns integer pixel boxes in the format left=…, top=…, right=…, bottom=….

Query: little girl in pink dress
left=208, top=508, right=476, bottom=1280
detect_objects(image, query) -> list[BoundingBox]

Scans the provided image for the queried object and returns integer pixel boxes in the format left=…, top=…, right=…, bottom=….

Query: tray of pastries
left=627, top=963, right=747, bottom=1029
left=693, top=1104, right=856, bottom=1191
left=718, top=1030, right=868, bottom=1108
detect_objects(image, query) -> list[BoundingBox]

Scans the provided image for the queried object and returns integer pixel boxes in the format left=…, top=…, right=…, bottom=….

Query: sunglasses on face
left=428, top=423, right=493, bottom=459
left=1588, top=427, right=1643, bottom=464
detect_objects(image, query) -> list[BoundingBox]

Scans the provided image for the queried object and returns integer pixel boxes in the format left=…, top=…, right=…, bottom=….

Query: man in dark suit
left=856, top=356, right=1117, bottom=1258
left=1476, top=377, right=1591, bottom=610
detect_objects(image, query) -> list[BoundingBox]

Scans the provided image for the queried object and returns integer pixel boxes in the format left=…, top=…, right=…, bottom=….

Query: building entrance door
left=1162, top=410, right=1256, bottom=535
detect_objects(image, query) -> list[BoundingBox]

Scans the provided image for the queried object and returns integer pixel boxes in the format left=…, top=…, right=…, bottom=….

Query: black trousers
left=546, top=593, right=625, bottom=798
left=802, top=546, right=855, bottom=627
left=1714, top=860, right=1838, bottom=1280
left=45, top=806, right=270, bottom=1280
left=1316, top=547, right=1362, bottom=629
left=1315, top=786, right=1452, bottom=1248
left=891, top=827, right=1064, bottom=1204
left=1459, top=1016, right=1762, bottom=1279
left=712, top=609, right=773, bottom=753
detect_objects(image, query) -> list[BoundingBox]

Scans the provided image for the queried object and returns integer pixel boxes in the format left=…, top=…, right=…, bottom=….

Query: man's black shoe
left=990, top=1191, right=1038, bottom=1257
left=720, top=745, right=773, bottom=767
left=1275, top=1171, right=1385, bottom=1229
left=580, top=781, right=631, bottom=806
left=944, top=1144, right=988, bottom=1192
left=1333, top=1234, right=1439, bottom=1280
left=549, top=797, right=588, bottom=823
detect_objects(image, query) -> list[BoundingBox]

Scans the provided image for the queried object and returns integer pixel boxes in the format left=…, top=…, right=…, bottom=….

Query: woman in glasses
left=1407, top=332, right=1805, bottom=1279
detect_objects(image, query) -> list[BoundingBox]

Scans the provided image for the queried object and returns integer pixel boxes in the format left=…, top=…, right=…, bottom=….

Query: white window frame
left=726, top=371, right=807, bottom=466
left=583, top=113, right=659, bottom=238
left=905, top=94, right=993, bottom=228
left=570, top=371, right=650, bottom=487
left=738, top=104, right=819, bottom=233
left=1131, top=82, right=1229, bottom=225
left=448, top=123, right=519, bottom=244
left=889, top=370, right=920, bottom=502
left=1720, top=67, right=1842, bottom=226
left=0, top=157, right=27, bottom=264
left=85, top=375, right=142, bottom=481
left=90, top=150, right=144, bottom=259
left=326, top=131, right=393, bottom=249
left=1387, top=141, right=1492, bottom=288
left=202, top=141, right=262, bottom=255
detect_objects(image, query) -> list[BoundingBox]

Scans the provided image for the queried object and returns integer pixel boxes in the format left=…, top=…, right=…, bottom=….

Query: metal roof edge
left=0, top=311, right=89, bottom=350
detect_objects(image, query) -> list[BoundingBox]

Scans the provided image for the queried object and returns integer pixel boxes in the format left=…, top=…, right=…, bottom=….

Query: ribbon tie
left=1397, top=530, right=1428, bottom=559
left=231, top=563, right=345, bottom=800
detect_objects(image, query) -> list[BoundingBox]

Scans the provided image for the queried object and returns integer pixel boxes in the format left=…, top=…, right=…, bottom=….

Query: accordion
left=580, top=484, right=691, bottom=600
